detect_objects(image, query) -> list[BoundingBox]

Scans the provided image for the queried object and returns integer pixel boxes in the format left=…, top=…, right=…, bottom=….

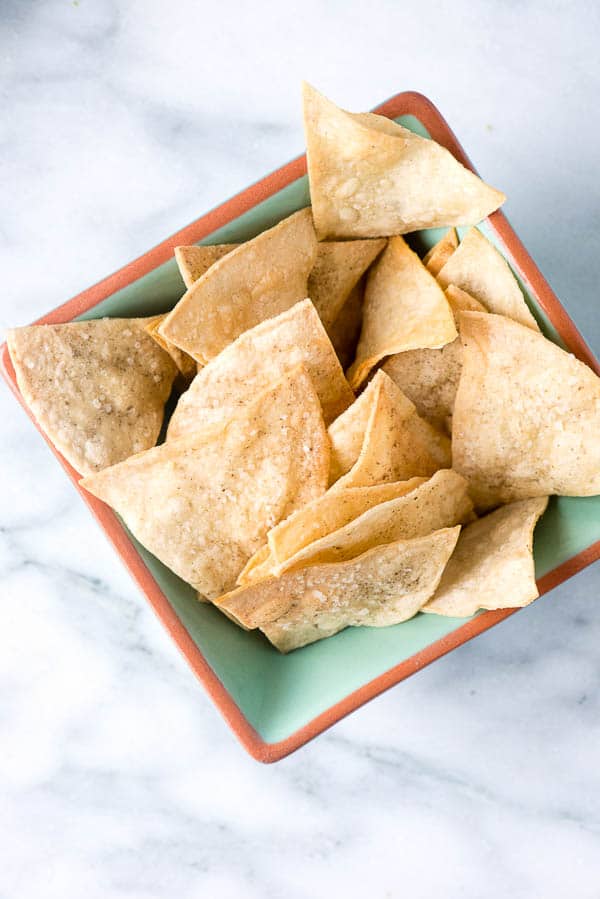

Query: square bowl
left=3, top=92, right=600, bottom=763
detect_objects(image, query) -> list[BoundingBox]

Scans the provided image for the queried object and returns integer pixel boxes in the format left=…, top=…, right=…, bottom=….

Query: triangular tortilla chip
left=332, top=371, right=452, bottom=490
left=382, top=285, right=486, bottom=432
left=143, top=314, right=198, bottom=381
left=237, top=478, right=424, bottom=586
left=348, top=236, right=457, bottom=388
left=328, top=375, right=376, bottom=484
left=302, top=83, right=505, bottom=240
left=437, top=227, right=539, bottom=330
left=423, top=497, right=548, bottom=617
left=453, top=312, right=600, bottom=506
left=7, top=319, right=178, bottom=475
left=423, top=228, right=458, bottom=275
left=216, top=527, right=461, bottom=652
left=166, top=300, right=353, bottom=439
left=308, top=238, right=386, bottom=328
left=273, top=469, right=474, bottom=575
left=269, top=478, right=425, bottom=566
left=174, top=244, right=239, bottom=288
left=159, top=208, right=317, bottom=363
left=327, top=280, right=364, bottom=370
left=81, top=366, right=330, bottom=599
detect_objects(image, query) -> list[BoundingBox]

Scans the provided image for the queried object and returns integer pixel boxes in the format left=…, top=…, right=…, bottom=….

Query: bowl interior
left=77, top=115, right=600, bottom=744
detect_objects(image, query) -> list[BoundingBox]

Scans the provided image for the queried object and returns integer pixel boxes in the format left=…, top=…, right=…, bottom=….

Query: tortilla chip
left=308, top=238, right=386, bottom=328
left=423, top=497, right=548, bottom=617
left=437, top=227, right=539, bottom=330
left=174, top=244, right=239, bottom=288
left=216, top=527, right=461, bottom=652
left=444, top=284, right=488, bottom=318
left=302, top=83, right=505, bottom=240
left=237, top=543, right=275, bottom=588
left=423, top=229, right=458, bottom=275
left=7, top=319, right=178, bottom=475
left=269, top=478, right=425, bottom=564
left=167, top=300, right=353, bottom=440
left=327, top=375, right=376, bottom=483
left=143, top=315, right=198, bottom=381
left=348, top=236, right=457, bottom=389
left=332, top=371, right=452, bottom=490
left=80, top=366, right=330, bottom=599
left=159, top=208, right=317, bottom=363
left=327, top=280, right=364, bottom=370
left=453, top=312, right=600, bottom=506
left=273, top=469, right=473, bottom=575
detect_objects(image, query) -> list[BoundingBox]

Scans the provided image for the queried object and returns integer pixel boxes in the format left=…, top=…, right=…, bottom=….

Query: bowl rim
left=2, top=90, right=600, bottom=764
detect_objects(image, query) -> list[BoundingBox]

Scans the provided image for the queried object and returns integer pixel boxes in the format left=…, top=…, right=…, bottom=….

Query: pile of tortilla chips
left=8, top=84, right=600, bottom=653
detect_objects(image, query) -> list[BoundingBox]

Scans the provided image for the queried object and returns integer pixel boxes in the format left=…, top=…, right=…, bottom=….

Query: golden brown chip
left=166, top=300, right=353, bottom=439
left=327, top=280, right=364, bottom=370
left=348, top=236, right=457, bottom=389
left=237, top=543, right=275, bottom=588
left=216, top=527, right=461, bottom=652
left=302, top=83, right=505, bottom=240
left=444, top=284, right=488, bottom=318
left=437, top=227, right=539, bottom=330
left=308, top=238, right=386, bottom=328
left=327, top=374, right=376, bottom=483
left=332, top=370, right=451, bottom=490
left=159, top=208, right=317, bottom=363
left=423, top=229, right=458, bottom=275
left=423, top=497, right=548, bottom=617
left=453, top=312, right=600, bottom=506
left=174, top=244, right=239, bottom=288
left=143, top=314, right=198, bottom=381
left=269, top=478, right=425, bottom=565
left=7, top=319, right=178, bottom=475
left=273, top=469, right=473, bottom=575
left=80, top=366, right=330, bottom=600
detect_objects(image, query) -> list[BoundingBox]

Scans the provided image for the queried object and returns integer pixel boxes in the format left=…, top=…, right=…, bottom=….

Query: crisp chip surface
left=159, top=209, right=317, bottom=362
left=143, top=314, right=197, bottom=380
left=437, top=227, right=539, bottom=330
left=423, top=497, right=548, bottom=616
left=273, top=469, right=473, bottom=575
left=348, top=236, right=457, bottom=388
left=308, top=238, right=386, bottom=328
left=174, top=244, right=239, bottom=289
left=453, top=312, right=600, bottom=506
left=216, top=527, right=461, bottom=652
left=332, top=371, right=451, bottom=490
left=423, top=228, right=458, bottom=275
left=302, top=83, right=505, bottom=240
left=167, top=300, right=353, bottom=439
left=7, top=319, right=178, bottom=475
left=81, top=366, right=330, bottom=600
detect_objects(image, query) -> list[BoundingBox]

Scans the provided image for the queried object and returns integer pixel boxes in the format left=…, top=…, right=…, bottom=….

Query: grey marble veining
left=2, top=2, right=600, bottom=896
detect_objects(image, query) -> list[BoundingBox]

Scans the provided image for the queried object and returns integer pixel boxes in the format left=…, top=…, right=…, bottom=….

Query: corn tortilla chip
left=7, top=319, right=178, bottom=475
left=423, top=497, right=548, bottom=617
left=143, top=314, right=197, bottom=381
left=273, top=469, right=473, bottom=576
left=237, top=478, right=424, bottom=587
left=453, top=312, right=600, bottom=506
left=332, top=370, right=451, bottom=490
left=81, top=366, right=330, bottom=599
left=302, top=83, right=505, bottom=240
left=159, top=208, right=317, bottom=363
left=348, top=236, right=457, bottom=389
left=308, top=238, right=386, bottom=328
left=174, top=244, right=239, bottom=289
left=327, top=280, right=364, bottom=370
left=437, top=227, right=539, bottom=330
left=327, top=374, right=376, bottom=483
left=444, top=284, right=488, bottom=318
left=269, top=478, right=425, bottom=566
left=167, top=300, right=353, bottom=440
left=423, top=229, right=458, bottom=275
left=216, top=527, right=461, bottom=652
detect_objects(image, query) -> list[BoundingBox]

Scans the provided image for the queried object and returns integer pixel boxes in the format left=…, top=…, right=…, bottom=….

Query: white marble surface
left=2, top=1, right=600, bottom=895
